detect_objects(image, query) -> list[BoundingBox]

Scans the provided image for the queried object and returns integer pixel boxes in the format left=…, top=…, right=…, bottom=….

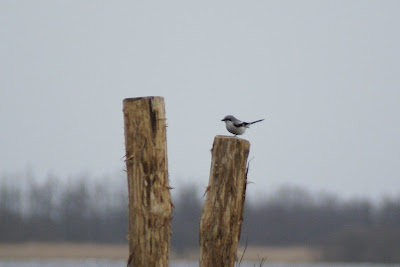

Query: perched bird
left=221, top=115, right=264, bottom=136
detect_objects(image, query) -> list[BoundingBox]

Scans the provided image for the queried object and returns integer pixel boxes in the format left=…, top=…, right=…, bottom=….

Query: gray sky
left=1, top=1, right=399, bottom=201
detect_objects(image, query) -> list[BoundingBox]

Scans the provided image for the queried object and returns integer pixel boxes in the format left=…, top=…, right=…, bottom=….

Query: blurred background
left=1, top=0, right=399, bottom=264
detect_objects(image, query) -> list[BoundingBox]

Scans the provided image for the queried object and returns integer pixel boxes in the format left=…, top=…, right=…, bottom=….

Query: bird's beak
left=221, top=119, right=225, bottom=121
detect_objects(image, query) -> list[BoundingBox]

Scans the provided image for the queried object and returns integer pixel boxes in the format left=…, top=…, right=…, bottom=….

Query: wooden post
left=123, top=96, right=172, bottom=267
left=200, top=135, right=250, bottom=267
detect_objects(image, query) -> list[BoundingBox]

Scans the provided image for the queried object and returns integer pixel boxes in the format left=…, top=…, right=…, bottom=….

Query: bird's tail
left=249, top=119, right=264, bottom=125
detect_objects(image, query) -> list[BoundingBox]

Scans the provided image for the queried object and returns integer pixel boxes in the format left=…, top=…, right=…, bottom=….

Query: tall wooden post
left=123, top=96, right=172, bottom=267
left=200, top=135, right=250, bottom=267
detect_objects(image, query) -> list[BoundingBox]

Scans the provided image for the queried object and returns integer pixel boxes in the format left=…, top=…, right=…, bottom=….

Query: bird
left=221, top=115, right=264, bottom=136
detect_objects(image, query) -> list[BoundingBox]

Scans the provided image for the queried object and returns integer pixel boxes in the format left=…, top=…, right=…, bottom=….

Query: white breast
left=225, top=121, right=246, bottom=135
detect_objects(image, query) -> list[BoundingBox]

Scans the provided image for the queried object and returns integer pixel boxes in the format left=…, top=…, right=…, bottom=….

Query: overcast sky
left=1, top=1, right=399, bottom=201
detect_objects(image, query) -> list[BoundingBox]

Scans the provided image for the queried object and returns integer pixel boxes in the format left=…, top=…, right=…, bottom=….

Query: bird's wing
left=233, top=120, right=245, bottom=127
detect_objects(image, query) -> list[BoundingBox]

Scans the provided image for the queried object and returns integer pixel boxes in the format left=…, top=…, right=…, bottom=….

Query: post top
left=214, top=135, right=250, bottom=145
left=123, top=96, right=164, bottom=102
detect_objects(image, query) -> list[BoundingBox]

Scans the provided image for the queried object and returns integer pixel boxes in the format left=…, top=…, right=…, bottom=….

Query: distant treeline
left=1, top=173, right=399, bottom=263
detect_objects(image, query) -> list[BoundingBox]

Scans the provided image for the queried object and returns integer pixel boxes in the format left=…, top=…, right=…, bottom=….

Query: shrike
left=221, top=115, right=264, bottom=136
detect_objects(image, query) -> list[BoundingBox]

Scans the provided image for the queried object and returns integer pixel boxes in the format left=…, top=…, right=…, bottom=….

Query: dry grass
left=0, top=243, right=128, bottom=260
left=0, top=243, right=321, bottom=262
left=236, top=245, right=322, bottom=263
left=172, top=245, right=322, bottom=263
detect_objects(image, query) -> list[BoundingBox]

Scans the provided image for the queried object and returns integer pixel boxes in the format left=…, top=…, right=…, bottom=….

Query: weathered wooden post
left=200, top=135, right=250, bottom=267
left=123, top=96, right=172, bottom=267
